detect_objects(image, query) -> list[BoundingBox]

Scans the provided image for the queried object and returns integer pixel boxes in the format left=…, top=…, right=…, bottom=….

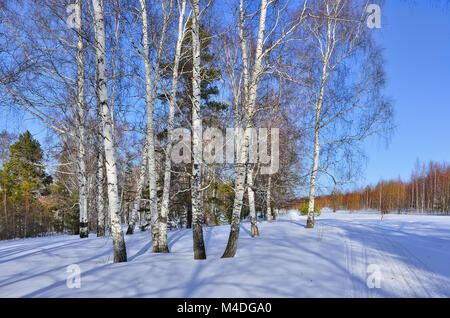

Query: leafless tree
left=292, top=0, right=394, bottom=228
left=221, top=0, right=309, bottom=258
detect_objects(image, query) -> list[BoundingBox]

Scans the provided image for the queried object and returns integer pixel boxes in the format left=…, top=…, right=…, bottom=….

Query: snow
left=0, top=209, right=449, bottom=297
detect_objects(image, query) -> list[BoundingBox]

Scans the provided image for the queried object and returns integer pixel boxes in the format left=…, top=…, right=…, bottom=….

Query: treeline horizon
left=313, top=160, right=450, bottom=214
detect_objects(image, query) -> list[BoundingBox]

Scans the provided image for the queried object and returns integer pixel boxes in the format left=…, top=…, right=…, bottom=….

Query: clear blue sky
left=359, top=0, right=450, bottom=188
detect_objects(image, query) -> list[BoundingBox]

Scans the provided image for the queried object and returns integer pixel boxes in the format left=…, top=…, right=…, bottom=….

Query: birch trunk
left=95, top=52, right=106, bottom=237
left=96, top=142, right=105, bottom=236
left=126, top=142, right=147, bottom=235
left=191, top=0, right=207, bottom=260
left=222, top=0, right=268, bottom=258
left=422, top=180, right=425, bottom=214
left=247, top=165, right=259, bottom=237
left=306, top=117, right=320, bottom=228
left=74, top=0, right=88, bottom=238
left=186, top=204, right=191, bottom=228
left=433, top=169, right=437, bottom=212
left=138, top=0, right=166, bottom=253
left=379, top=183, right=382, bottom=212
left=159, top=0, right=187, bottom=252
left=307, top=62, right=328, bottom=229
left=266, top=174, right=272, bottom=223
left=92, top=0, right=127, bottom=262
left=416, top=175, right=419, bottom=214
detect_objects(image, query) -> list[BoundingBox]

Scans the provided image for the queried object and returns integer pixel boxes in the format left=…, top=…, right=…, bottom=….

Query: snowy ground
left=0, top=209, right=449, bottom=297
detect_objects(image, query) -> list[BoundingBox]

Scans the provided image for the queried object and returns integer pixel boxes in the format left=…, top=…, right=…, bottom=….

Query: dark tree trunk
left=251, top=223, right=260, bottom=237
left=113, top=236, right=127, bottom=263
left=151, top=226, right=160, bottom=253
left=158, top=214, right=170, bottom=253
left=97, top=224, right=105, bottom=237
left=222, top=223, right=240, bottom=258
left=186, top=205, right=192, bottom=229
left=306, top=215, right=314, bottom=228
left=193, top=223, right=206, bottom=259
left=222, top=162, right=248, bottom=258
left=80, top=222, right=89, bottom=238
left=125, top=225, right=134, bottom=235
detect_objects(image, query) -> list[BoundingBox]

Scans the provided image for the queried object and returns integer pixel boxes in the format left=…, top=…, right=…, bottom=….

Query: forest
left=0, top=0, right=396, bottom=262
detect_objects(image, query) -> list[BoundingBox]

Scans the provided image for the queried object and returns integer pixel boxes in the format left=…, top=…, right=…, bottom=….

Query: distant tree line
left=314, top=160, right=450, bottom=214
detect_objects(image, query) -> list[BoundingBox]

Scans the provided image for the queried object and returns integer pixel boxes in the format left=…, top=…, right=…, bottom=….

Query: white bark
left=74, top=0, right=88, bottom=239
left=307, top=4, right=337, bottom=228
left=126, top=142, right=147, bottom=235
left=139, top=0, right=168, bottom=253
left=95, top=48, right=106, bottom=237
left=96, top=141, right=105, bottom=236
left=266, top=174, right=272, bottom=223
left=92, top=0, right=127, bottom=262
left=304, top=1, right=392, bottom=227
left=306, top=64, right=327, bottom=227
left=247, top=165, right=259, bottom=237
left=159, top=0, right=187, bottom=252
left=222, top=0, right=268, bottom=258
left=191, top=0, right=206, bottom=260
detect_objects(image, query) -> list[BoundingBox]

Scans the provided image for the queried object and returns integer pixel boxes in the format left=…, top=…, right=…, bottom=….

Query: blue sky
left=358, top=0, right=450, bottom=188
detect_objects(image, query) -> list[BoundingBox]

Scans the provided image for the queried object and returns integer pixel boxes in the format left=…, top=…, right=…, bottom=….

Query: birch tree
left=96, top=105, right=106, bottom=237
left=221, top=0, right=268, bottom=258
left=91, top=0, right=127, bottom=262
left=137, top=0, right=171, bottom=252
left=125, top=142, right=147, bottom=235
left=190, top=0, right=206, bottom=259
left=298, top=0, right=394, bottom=228
left=74, top=0, right=89, bottom=238
left=158, top=0, right=188, bottom=252
left=247, top=164, right=259, bottom=237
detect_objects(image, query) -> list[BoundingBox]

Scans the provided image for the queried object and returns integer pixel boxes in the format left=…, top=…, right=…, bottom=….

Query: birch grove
left=222, top=0, right=309, bottom=258
left=0, top=0, right=397, bottom=263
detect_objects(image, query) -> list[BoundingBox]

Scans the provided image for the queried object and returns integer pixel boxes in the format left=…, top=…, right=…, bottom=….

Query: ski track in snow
left=0, top=210, right=449, bottom=297
left=365, top=221, right=449, bottom=297
left=321, top=213, right=450, bottom=298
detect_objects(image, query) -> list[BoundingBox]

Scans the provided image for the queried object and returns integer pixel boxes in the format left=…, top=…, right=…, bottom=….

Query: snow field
left=0, top=209, right=449, bottom=297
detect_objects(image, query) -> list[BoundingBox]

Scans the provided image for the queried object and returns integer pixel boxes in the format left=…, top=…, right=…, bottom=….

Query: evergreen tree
left=158, top=21, right=229, bottom=228
left=0, top=131, right=53, bottom=238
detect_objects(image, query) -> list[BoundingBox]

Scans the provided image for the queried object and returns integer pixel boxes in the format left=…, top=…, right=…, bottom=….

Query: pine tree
left=0, top=131, right=52, bottom=238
